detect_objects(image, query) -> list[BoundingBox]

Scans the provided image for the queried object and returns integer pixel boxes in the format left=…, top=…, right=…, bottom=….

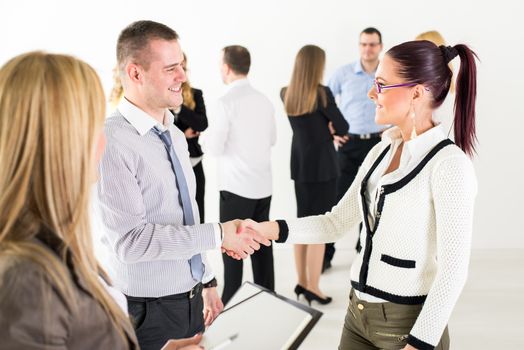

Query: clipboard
left=201, top=282, right=322, bottom=350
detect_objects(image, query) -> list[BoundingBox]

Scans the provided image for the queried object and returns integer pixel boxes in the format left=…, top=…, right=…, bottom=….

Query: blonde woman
left=171, top=53, right=208, bottom=223
left=109, top=64, right=124, bottom=109
left=281, top=45, right=349, bottom=305
left=0, top=52, right=202, bottom=350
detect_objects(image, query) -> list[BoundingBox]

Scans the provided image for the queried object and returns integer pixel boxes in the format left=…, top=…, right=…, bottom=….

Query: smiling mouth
left=168, top=86, right=181, bottom=93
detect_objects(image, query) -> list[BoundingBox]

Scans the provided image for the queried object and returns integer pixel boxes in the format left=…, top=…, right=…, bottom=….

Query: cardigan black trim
left=351, top=281, right=427, bottom=305
left=356, top=139, right=454, bottom=293
left=358, top=146, right=391, bottom=286
left=381, top=254, right=416, bottom=268
left=407, top=334, right=435, bottom=350
left=382, top=139, right=454, bottom=194
left=275, top=220, right=289, bottom=243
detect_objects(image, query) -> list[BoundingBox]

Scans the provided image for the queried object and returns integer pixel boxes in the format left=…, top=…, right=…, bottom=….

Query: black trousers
left=193, top=161, right=205, bottom=223
left=126, top=285, right=204, bottom=350
left=325, top=137, right=381, bottom=262
left=219, top=190, right=274, bottom=305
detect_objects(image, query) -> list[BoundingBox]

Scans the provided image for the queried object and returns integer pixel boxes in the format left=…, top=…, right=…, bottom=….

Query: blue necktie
left=154, top=127, right=204, bottom=282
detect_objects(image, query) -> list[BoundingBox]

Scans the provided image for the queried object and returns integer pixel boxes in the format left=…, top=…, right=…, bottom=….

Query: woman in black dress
left=281, top=45, right=349, bottom=305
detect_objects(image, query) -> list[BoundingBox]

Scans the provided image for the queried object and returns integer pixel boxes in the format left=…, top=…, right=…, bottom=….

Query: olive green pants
left=338, top=289, right=450, bottom=350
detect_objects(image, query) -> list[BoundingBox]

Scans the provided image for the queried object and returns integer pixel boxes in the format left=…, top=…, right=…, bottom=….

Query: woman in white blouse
left=243, top=40, right=479, bottom=350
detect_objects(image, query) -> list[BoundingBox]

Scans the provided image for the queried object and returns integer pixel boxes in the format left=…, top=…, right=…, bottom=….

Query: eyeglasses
left=373, top=80, right=418, bottom=94
left=359, top=42, right=381, bottom=48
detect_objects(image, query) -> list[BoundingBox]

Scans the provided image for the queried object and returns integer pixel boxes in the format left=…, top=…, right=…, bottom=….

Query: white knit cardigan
left=285, top=137, right=477, bottom=349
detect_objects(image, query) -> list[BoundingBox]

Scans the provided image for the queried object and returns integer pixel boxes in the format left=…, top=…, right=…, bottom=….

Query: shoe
left=303, top=289, right=332, bottom=306
left=294, top=284, right=306, bottom=300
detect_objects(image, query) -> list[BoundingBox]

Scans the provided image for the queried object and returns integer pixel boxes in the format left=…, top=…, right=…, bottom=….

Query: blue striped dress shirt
left=97, top=98, right=220, bottom=297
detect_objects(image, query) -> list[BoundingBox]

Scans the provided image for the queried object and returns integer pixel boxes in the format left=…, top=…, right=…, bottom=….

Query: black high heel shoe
left=303, top=289, right=332, bottom=306
left=294, top=284, right=306, bottom=300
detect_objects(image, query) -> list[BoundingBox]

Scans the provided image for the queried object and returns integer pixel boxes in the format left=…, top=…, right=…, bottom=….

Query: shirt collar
left=117, top=97, right=173, bottom=136
left=227, top=77, right=249, bottom=91
left=354, top=60, right=378, bottom=76
left=354, top=60, right=364, bottom=74
left=383, top=124, right=447, bottom=164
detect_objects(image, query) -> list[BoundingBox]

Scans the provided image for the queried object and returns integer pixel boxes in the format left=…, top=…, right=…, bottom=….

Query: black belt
left=349, top=132, right=382, bottom=140
left=125, top=283, right=203, bottom=302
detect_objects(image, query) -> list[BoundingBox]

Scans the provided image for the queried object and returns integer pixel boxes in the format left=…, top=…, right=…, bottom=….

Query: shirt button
left=357, top=303, right=364, bottom=310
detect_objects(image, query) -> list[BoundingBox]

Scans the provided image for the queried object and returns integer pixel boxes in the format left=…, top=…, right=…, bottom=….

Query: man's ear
left=126, top=63, right=142, bottom=84
left=223, top=63, right=231, bottom=76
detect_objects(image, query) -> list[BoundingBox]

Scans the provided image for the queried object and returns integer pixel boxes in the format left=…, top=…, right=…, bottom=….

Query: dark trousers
left=219, top=190, right=274, bottom=305
left=193, top=161, right=205, bottom=223
left=325, top=137, right=382, bottom=261
left=126, top=285, right=204, bottom=350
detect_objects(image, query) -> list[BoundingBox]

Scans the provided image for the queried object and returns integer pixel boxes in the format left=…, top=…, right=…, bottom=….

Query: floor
left=205, top=231, right=524, bottom=349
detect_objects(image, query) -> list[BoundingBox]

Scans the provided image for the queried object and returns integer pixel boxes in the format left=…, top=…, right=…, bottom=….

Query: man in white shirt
left=205, top=45, right=277, bottom=304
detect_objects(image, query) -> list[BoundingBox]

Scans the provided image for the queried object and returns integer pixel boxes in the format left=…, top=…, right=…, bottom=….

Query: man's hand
left=161, top=333, right=203, bottom=350
left=402, top=345, right=418, bottom=350
left=237, top=219, right=279, bottom=241
left=184, top=127, right=200, bottom=139
left=202, top=287, right=224, bottom=327
left=221, top=220, right=271, bottom=259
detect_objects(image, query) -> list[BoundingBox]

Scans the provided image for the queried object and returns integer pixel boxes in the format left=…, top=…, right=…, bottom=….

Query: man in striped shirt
left=97, top=20, right=270, bottom=350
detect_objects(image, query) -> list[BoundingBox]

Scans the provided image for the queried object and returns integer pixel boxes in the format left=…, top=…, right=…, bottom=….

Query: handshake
left=219, top=219, right=279, bottom=260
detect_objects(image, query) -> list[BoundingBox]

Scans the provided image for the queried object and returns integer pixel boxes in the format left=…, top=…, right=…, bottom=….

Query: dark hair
left=117, top=20, right=179, bottom=70
left=387, top=40, right=478, bottom=156
left=361, top=27, right=382, bottom=44
left=223, top=45, right=251, bottom=75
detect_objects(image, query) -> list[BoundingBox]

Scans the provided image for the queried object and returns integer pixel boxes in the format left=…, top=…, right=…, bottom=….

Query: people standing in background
left=416, top=30, right=455, bottom=137
left=281, top=45, right=349, bottom=305
left=327, top=27, right=387, bottom=263
left=171, top=53, right=208, bottom=223
left=97, top=21, right=270, bottom=350
left=204, top=45, right=277, bottom=305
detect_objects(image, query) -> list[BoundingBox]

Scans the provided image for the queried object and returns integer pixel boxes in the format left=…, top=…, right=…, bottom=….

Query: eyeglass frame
left=373, top=80, right=420, bottom=94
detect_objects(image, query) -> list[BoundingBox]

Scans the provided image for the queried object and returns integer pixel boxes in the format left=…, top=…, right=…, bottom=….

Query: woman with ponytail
left=244, top=40, right=479, bottom=350
left=0, top=52, right=202, bottom=349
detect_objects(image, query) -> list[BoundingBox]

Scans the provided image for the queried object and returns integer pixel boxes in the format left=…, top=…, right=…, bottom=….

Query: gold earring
left=410, top=111, right=417, bottom=140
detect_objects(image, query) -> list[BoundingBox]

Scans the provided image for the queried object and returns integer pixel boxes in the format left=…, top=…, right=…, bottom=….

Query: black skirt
left=294, top=179, right=337, bottom=218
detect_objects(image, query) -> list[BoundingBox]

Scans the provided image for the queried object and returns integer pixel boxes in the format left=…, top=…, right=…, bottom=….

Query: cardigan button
left=357, top=303, right=364, bottom=310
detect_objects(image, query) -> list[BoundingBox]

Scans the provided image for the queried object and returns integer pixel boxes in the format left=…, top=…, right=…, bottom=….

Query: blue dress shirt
left=328, top=60, right=384, bottom=135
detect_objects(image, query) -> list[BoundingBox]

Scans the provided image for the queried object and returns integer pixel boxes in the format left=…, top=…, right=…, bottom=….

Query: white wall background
left=2, top=0, right=523, bottom=249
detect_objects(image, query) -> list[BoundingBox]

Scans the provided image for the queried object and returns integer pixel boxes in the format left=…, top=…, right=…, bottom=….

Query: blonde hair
left=109, top=64, right=124, bottom=109
left=0, top=52, right=130, bottom=339
left=181, top=53, right=196, bottom=110
left=415, top=30, right=455, bottom=93
left=284, top=45, right=327, bottom=116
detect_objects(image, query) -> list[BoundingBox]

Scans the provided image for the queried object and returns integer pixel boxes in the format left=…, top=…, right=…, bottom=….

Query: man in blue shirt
left=326, top=27, right=385, bottom=267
